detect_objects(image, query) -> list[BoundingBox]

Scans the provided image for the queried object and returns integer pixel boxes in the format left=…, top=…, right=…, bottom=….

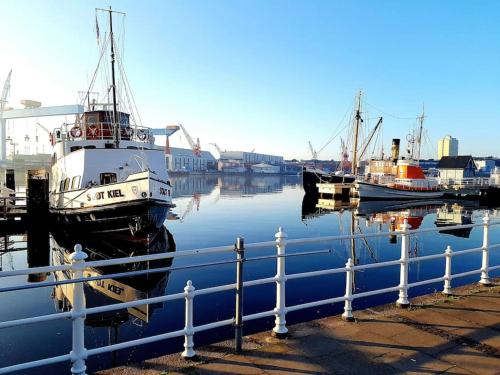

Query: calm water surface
left=1, top=174, right=499, bottom=374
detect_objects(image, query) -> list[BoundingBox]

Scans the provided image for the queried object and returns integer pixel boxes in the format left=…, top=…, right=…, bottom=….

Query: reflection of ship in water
left=435, top=203, right=473, bottom=238
left=301, top=194, right=357, bottom=221
left=356, top=200, right=444, bottom=231
left=52, top=226, right=175, bottom=326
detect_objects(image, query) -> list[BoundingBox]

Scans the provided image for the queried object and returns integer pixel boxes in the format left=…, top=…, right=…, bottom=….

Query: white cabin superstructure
left=49, top=109, right=173, bottom=233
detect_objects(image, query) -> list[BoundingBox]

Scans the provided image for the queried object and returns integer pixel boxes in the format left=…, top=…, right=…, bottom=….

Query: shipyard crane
left=209, top=143, right=224, bottom=155
left=308, top=141, right=318, bottom=160
left=179, top=124, right=201, bottom=157
left=0, top=70, right=12, bottom=111
left=150, top=125, right=180, bottom=154
left=339, top=137, right=350, bottom=172
left=0, top=71, right=12, bottom=161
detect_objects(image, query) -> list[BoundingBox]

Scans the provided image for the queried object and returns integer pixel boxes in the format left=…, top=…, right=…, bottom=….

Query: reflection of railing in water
left=0, top=213, right=499, bottom=373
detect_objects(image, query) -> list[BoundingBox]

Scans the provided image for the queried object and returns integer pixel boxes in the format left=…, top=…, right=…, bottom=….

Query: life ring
left=121, top=126, right=132, bottom=137
left=70, top=126, right=82, bottom=138
left=87, top=125, right=100, bottom=138
left=137, top=129, right=147, bottom=141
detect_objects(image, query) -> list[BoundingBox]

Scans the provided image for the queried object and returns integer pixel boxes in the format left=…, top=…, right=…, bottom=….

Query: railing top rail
left=1, top=216, right=498, bottom=280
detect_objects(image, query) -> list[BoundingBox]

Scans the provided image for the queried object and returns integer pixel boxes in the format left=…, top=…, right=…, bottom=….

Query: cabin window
left=59, top=180, right=65, bottom=192
left=84, top=145, right=96, bottom=149
left=71, top=176, right=81, bottom=190
left=63, top=178, right=71, bottom=192
left=105, top=143, right=114, bottom=149
left=100, top=173, right=117, bottom=185
left=70, top=146, right=82, bottom=152
left=86, top=114, right=97, bottom=125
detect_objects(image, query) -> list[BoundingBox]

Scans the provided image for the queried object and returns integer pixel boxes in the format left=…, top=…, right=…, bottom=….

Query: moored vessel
left=49, top=8, right=173, bottom=234
left=356, top=159, right=443, bottom=200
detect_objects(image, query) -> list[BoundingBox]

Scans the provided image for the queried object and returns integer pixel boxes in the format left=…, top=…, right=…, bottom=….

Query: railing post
left=443, top=245, right=453, bottom=295
left=342, top=258, right=355, bottom=321
left=182, top=280, right=196, bottom=358
left=479, top=212, right=492, bottom=286
left=396, top=219, right=410, bottom=308
left=272, top=226, right=288, bottom=338
left=234, top=237, right=245, bottom=352
left=69, top=244, right=88, bottom=375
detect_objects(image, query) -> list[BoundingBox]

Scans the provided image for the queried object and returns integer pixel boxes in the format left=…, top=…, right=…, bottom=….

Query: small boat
left=356, top=159, right=443, bottom=200
left=302, top=167, right=355, bottom=195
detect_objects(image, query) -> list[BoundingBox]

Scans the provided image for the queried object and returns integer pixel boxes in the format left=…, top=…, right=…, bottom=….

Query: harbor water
left=1, top=174, right=499, bottom=374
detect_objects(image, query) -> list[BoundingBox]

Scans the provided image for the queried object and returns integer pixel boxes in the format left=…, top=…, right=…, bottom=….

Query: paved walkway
left=98, top=280, right=500, bottom=374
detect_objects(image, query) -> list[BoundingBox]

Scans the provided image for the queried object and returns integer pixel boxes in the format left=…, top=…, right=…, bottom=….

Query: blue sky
left=1, top=0, right=499, bottom=159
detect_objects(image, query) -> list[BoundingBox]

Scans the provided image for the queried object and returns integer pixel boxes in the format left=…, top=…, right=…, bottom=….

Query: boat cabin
left=79, top=110, right=132, bottom=141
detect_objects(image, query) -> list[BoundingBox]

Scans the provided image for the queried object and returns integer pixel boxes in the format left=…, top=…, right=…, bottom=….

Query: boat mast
left=352, top=90, right=362, bottom=175
left=415, top=105, right=425, bottom=163
left=108, top=6, right=120, bottom=148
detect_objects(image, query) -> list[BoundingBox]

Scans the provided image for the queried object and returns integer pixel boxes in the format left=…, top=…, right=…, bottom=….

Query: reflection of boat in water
left=355, top=199, right=444, bottom=217
left=52, top=226, right=175, bottom=325
left=301, top=194, right=357, bottom=221
left=435, top=203, right=473, bottom=238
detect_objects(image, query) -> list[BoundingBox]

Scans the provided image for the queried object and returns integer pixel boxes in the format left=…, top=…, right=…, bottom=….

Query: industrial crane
left=308, top=141, right=318, bottom=160
left=150, top=125, right=180, bottom=154
left=209, top=143, right=223, bottom=154
left=0, top=70, right=12, bottom=111
left=179, top=124, right=201, bottom=157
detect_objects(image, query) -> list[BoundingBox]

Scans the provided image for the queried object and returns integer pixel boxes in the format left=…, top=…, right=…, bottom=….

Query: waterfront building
left=218, top=151, right=283, bottom=172
left=251, top=163, right=281, bottom=174
left=437, top=135, right=459, bottom=159
left=165, top=147, right=217, bottom=172
left=437, top=155, right=476, bottom=180
left=474, top=157, right=497, bottom=175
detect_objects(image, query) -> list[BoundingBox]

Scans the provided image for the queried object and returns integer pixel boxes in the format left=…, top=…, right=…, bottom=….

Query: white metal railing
left=0, top=213, right=499, bottom=374
left=438, top=177, right=492, bottom=187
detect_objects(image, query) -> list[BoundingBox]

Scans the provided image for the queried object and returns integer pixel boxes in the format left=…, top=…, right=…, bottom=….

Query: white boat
left=356, top=159, right=444, bottom=200
left=49, top=8, right=173, bottom=234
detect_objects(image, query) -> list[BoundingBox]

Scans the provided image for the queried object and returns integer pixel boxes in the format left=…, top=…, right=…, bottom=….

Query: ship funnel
left=391, top=139, right=400, bottom=163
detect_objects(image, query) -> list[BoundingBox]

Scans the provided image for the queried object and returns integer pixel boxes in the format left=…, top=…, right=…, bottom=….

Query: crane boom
left=209, top=143, right=223, bottom=154
left=1, top=70, right=12, bottom=111
left=308, top=141, right=318, bottom=160
left=180, top=124, right=201, bottom=156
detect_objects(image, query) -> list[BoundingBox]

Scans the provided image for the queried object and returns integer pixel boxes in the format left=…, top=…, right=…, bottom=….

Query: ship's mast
left=415, top=105, right=425, bottom=163
left=352, top=90, right=362, bottom=175
left=108, top=6, right=120, bottom=148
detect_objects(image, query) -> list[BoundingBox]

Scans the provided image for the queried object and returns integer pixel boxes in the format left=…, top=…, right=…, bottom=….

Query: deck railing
left=0, top=213, right=499, bottom=374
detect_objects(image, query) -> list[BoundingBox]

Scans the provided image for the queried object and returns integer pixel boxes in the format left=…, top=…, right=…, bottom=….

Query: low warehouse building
left=165, top=147, right=217, bottom=172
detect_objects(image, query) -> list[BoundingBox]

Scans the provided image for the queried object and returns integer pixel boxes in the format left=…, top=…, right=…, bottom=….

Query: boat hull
left=302, top=168, right=355, bottom=195
left=50, top=199, right=169, bottom=234
left=356, top=181, right=444, bottom=200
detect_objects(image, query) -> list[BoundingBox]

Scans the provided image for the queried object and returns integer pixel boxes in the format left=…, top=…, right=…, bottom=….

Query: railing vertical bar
left=272, top=227, right=288, bottom=338
left=69, top=244, right=88, bottom=375
left=479, top=212, right=492, bottom=286
left=443, top=246, right=453, bottom=295
left=341, top=258, right=355, bottom=321
left=396, top=220, right=410, bottom=308
left=234, top=237, right=245, bottom=352
left=181, top=280, right=196, bottom=358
